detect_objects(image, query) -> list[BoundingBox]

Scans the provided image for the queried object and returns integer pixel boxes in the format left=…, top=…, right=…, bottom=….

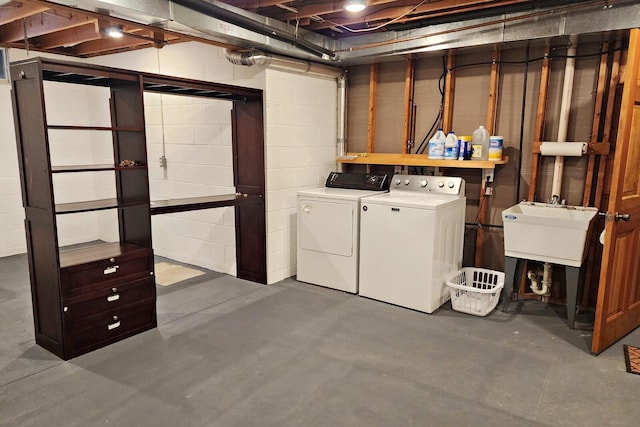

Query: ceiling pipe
left=224, top=49, right=343, bottom=78
left=171, top=0, right=335, bottom=59
left=224, top=48, right=347, bottom=171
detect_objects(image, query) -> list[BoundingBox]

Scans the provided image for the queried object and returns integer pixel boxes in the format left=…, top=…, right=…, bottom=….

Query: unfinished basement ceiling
left=1, top=0, right=640, bottom=62
left=216, top=0, right=586, bottom=38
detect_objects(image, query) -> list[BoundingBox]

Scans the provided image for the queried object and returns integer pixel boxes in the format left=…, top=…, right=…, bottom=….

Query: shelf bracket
left=483, top=168, right=495, bottom=183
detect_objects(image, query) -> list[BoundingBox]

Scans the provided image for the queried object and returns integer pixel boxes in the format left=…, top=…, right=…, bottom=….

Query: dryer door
left=299, top=199, right=354, bottom=257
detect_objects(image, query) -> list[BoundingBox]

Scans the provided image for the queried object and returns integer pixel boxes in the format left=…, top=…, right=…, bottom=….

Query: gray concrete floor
left=1, top=253, right=639, bottom=427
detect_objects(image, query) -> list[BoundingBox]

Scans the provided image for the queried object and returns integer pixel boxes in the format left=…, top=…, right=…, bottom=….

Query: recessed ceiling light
left=344, top=0, right=366, bottom=13
left=106, top=26, right=123, bottom=38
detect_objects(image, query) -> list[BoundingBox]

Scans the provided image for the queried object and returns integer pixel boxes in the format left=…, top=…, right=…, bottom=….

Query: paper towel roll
left=540, top=141, right=587, bottom=156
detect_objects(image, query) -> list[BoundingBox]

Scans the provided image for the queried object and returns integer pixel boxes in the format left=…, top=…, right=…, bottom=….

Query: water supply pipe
left=337, top=74, right=347, bottom=172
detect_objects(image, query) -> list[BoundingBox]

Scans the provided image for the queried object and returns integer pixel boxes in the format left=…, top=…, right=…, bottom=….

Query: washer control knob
left=438, top=181, right=445, bottom=188
left=420, top=180, right=428, bottom=188
left=404, top=179, right=410, bottom=185
left=394, top=179, right=401, bottom=186
left=448, top=181, right=455, bottom=189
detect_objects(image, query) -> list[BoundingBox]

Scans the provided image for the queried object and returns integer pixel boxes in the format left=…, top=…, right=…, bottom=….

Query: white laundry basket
left=445, top=268, right=505, bottom=316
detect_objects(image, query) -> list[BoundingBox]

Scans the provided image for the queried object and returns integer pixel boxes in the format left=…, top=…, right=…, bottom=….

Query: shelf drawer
left=60, top=250, right=153, bottom=296
left=64, top=301, right=156, bottom=358
left=63, top=277, right=155, bottom=323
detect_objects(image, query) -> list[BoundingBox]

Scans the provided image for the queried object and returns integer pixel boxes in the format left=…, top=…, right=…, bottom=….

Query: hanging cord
left=22, top=18, right=29, bottom=58
left=157, top=49, right=168, bottom=179
left=414, top=54, right=446, bottom=155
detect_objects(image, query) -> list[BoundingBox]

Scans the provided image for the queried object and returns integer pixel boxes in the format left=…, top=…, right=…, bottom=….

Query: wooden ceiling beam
left=70, top=34, right=152, bottom=56
left=0, top=8, right=96, bottom=43
left=0, top=1, right=50, bottom=26
left=33, top=20, right=99, bottom=49
left=222, top=0, right=296, bottom=10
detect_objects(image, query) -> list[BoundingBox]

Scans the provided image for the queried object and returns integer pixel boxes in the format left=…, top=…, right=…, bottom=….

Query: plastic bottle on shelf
left=471, top=125, right=490, bottom=161
left=427, top=128, right=446, bottom=160
left=444, top=131, right=458, bottom=160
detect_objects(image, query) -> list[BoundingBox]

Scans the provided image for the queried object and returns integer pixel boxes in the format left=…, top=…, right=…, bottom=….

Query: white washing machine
left=358, top=174, right=466, bottom=313
left=297, top=172, right=390, bottom=293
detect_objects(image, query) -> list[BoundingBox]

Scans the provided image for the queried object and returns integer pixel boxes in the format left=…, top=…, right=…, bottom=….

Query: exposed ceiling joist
left=0, top=1, right=49, bottom=25
left=33, top=20, right=99, bottom=49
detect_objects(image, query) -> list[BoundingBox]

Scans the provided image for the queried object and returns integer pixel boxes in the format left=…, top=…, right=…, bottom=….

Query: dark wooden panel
left=232, top=97, right=266, bottom=284
left=143, top=74, right=262, bottom=100
left=24, top=208, right=63, bottom=352
left=64, top=300, right=156, bottom=359
left=60, top=248, right=152, bottom=296
left=119, top=204, right=152, bottom=248
left=11, top=62, right=52, bottom=210
left=150, top=194, right=238, bottom=215
left=235, top=199, right=267, bottom=284
left=232, top=99, right=265, bottom=196
left=63, top=277, right=155, bottom=323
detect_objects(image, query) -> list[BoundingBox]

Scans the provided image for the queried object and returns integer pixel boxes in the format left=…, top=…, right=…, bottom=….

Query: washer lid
left=361, top=191, right=464, bottom=209
left=297, top=187, right=386, bottom=200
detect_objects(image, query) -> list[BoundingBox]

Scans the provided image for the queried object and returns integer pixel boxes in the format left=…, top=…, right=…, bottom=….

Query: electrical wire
left=414, top=54, right=447, bottom=155
left=328, top=0, right=428, bottom=34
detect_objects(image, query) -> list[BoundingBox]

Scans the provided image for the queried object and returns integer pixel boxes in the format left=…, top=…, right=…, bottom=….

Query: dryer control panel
left=390, top=174, right=465, bottom=196
left=325, top=172, right=390, bottom=191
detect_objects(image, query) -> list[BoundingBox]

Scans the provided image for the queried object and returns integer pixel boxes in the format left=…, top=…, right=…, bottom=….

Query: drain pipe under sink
left=528, top=263, right=552, bottom=296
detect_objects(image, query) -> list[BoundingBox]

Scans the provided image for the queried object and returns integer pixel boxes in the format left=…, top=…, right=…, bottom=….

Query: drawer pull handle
left=107, top=294, right=120, bottom=302
left=107, top=321, right=121, bottom=331
left=103, top=265, right=119, bottom=275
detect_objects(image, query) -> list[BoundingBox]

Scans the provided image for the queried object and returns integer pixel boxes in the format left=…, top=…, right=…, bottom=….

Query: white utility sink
left=502, top=202, right=598, bottom=267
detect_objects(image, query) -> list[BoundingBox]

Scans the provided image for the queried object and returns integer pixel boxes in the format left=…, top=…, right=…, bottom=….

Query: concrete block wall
left=144, top=92, right=236, bottom=274
left=0, top=42, right=340, bottom=284
left=0, top=82, right=23, bottom=257
left=264, top=69, right=338, bottom=283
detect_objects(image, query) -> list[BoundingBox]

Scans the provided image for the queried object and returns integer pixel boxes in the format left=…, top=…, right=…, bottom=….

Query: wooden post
left=442, top=51, right=455, bottom=133
left=583, top=41, right=609, bottom=207
left=368, top=63, right=378, bottom=153
left=527, top=44, right=552, bottom=201
left=475, top=47, right=500, bottom=268
left=596, top=37, right=622, bottom=209
left=402, top=57, right=416, bottom=154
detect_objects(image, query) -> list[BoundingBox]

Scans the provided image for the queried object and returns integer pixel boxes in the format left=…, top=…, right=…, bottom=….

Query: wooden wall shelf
left=337, top=153, right=508, bottom=169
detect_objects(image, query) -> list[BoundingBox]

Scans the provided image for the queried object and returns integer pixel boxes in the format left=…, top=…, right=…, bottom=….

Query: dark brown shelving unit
left=11, top=57, right=267, bottom=359
left=11, top=58, right=156, bottom=360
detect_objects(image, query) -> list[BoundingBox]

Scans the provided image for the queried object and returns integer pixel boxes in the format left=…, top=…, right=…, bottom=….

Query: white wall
left=0, top=42, right=339, bottom=284
left=0, top=82, right=23, bottom=257
left=264, top=69, right=338, bottom=283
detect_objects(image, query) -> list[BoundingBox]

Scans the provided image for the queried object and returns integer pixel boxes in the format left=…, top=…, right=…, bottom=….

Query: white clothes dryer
left=297, top=172, right=389, bottom=293
left=358, top=174, right=466, bottom=313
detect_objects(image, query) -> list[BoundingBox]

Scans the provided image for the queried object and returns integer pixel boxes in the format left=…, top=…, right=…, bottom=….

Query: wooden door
left=592, top=29, right=640, bottom=354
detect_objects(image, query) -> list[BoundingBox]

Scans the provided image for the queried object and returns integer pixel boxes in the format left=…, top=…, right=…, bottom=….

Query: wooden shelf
left=337, top=153, right=508, bottom=168
left=55, top=198, right=148, bottom=214
left=59, top=242, right=147, bottom=268
left=51, top=164, right=146, bottom=173
left=150, top=194, right=239, bottom=215
left=47, top=125, right=144, bottom=132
